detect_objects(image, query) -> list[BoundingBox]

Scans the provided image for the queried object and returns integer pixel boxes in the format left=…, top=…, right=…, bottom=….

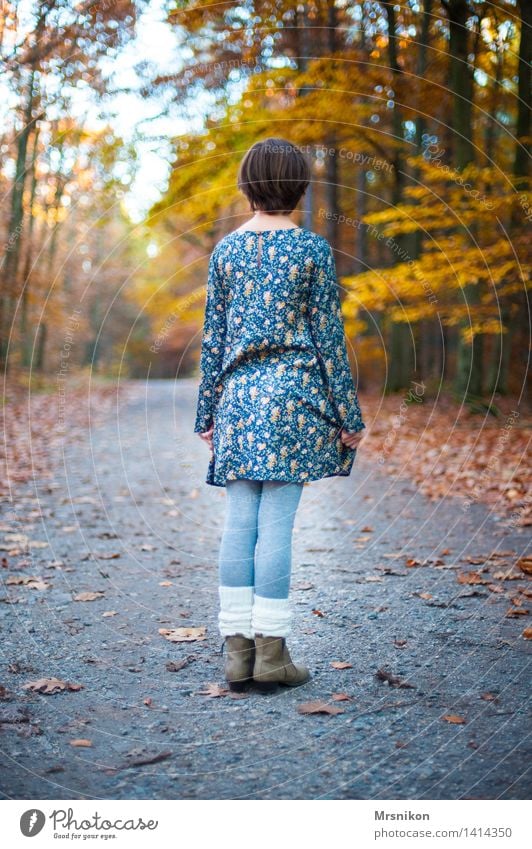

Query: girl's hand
left=198, top=424, right=214, bottom=452
left=340, top=428, right=365, bottom=449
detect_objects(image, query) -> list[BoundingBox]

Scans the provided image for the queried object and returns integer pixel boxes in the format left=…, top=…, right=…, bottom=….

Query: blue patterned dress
left=193, top=227, right=365, bottom=487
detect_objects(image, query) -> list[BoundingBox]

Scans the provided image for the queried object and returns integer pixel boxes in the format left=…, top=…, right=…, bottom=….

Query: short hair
left=237, top=138, right=311, bottom=213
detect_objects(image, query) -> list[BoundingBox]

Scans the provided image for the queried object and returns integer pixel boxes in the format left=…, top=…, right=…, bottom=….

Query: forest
left=0, top=2, right=531, bottom=804
left=0, top=0, right=530, bottom=401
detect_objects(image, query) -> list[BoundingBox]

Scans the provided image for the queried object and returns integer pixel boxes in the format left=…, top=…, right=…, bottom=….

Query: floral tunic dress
left=193, top=226, right=365, bottom=487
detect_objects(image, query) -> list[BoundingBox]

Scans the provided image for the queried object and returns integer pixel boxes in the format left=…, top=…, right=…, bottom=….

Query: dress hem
left=204, top=458, right=356, bottom=488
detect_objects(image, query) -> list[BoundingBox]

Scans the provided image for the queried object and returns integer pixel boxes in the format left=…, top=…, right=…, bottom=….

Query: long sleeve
left=193, top=248, right=227, bottom=433
left=308, top=239, right=365, bottom=433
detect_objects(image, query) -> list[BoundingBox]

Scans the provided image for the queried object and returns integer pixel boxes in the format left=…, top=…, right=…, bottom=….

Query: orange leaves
left=331, top=661, right=353, bottom=670
left=358, top=395, right=530, bottom=520
left=442, top=714, right=466, bottom=725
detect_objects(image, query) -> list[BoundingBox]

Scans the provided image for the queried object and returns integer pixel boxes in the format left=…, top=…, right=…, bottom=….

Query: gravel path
left=1, top=380, right=530, bottom=800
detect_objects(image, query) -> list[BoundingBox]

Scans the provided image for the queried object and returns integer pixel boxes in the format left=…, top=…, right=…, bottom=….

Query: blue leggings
left=218, top=479, right=304, bottom=599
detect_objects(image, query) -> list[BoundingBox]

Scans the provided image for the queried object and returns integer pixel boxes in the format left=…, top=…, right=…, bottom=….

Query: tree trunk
left=297, top=3, right=315, bottom=232
left=382, top=1, right=412, bottom=391
left=0, top=67, right=36, bottom=371
left=446, top=0, right=483, bottom=399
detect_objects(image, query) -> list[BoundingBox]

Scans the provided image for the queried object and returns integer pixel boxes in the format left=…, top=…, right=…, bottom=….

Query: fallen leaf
left=98, top=552, right=121, bottom=560
left=361, top=526, right=374, bottom=532
left=516, top=557, right=532, bottom=575
left=102, top=611, right=117, bottom=617
left=375, top=668, right=415, bottom=689
left=505, top=607, right=529, bottom=617
left=159, top=626, right=207, bottom=642
left=166, top=657, right=195, bottom=672
left=394, top=639, right=408, bottom=648
left=159, top=581, right=173, bottom=587
left=69, top=738, right=92, bottom=747
left=493, top=570, right=522, bottom=581
left=196, top=683, right=229, bottom=698
left=292, top=581, right=314, bottom=591
left=74, top=591, right=105, bottom=602
left=480, top=692, right=498, bottom=701
left=111, top=750, right=173, bottom=771
left=331, top=693, right=352, bottom=701
left=143, top=698, right=153, bottom=706
left=331, top=661, right=352, bottom=670
left=140, top=544, right=156, bottom=551
left=442, top=714, right=466, bottom=724
left=312, top=609, right=325, bottom=617
left=522, top=627, right=532, bottom=640
left=297, top=700, right=344, bottom=715
left=23, top=677, right=83, bottom=695
left=6, top=575, right=49, bottom=590
left=417, top=592, right=432, bottom=600
left=457, top=571, right=487, bottom=585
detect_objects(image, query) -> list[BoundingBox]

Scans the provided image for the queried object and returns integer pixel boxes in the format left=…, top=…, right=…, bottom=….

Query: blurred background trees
left=1, top=0, right=529, bottom=405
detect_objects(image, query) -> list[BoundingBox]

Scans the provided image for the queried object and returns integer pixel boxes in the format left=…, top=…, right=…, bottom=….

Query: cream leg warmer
left=251, top=594, right=292, bottom=638
left=218, top=586, right=254, bottom=639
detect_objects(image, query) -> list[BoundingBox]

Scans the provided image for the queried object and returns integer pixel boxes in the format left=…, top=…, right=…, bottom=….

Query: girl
left=194, top=138, right=365, bottom=693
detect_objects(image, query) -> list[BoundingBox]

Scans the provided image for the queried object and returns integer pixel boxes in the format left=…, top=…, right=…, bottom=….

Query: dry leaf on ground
left=196, top=683, right=229, bottom=698
left=69, top=739, right=92, bottom=747
left=23, top=678, right=83, bottom=695
left=74, top=591, right=105, bottom=602
left=331, top=661, right=353, bottom=669
left=375, top=668, right=415, bottom=689
left=297, top=701, right=344, bottom=715
left=517, top=557, right=532, bottom=576
left=6, top=575, right=49, bottom=590
left=166, top=657, right=195, bottom=672
left=159, top=626, right=207, bottom=642
left=457, top=571, right=487, bottom=585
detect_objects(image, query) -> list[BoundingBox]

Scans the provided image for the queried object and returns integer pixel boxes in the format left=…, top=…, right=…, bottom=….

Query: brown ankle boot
left=223, top=634, right=255, bottom=691
left=253, top=635, right=310, bottom=693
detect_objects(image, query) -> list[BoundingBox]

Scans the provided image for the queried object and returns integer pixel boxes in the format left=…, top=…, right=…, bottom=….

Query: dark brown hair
left=237, top=138, right=311, bottom=213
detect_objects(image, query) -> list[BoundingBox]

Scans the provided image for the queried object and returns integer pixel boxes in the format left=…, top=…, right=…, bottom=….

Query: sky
left=0, top=0, right=203, bottom=223
left=97, top=0, right=193, bottom=221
